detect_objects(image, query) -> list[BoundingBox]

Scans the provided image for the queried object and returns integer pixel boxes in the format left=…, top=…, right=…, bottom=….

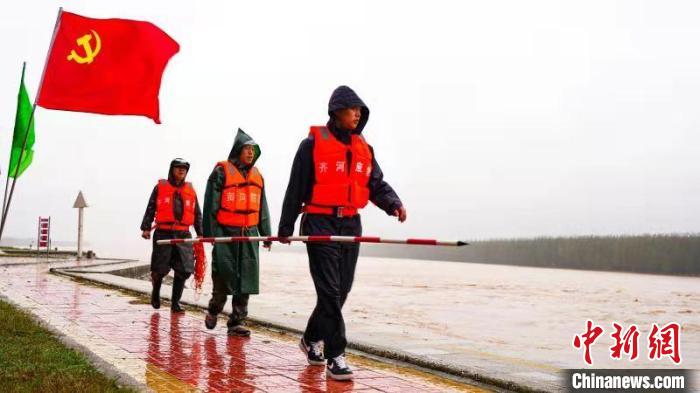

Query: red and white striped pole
left=156, top=236, right=467, bottom=247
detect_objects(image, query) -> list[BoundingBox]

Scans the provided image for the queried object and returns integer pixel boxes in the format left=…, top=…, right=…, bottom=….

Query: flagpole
left=34, top=7, right=63, bottom=107
left=1, top=62, right=26, bottom=222
left=0, top=8, right=62, bottom=241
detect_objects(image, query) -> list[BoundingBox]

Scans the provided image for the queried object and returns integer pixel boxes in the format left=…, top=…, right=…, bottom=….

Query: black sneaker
left=299, top=337, right=325, bottom=366
left=227, top=324, right=251, bottom=337
left=326, top=354, right=353, bottom=381
left=205, top=313, right=217, bottom=330
left=299, top=337, right=326, bottom=366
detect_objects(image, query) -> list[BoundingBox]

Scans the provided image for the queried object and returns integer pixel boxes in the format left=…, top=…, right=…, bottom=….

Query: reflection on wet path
left=0, top=260, right=477, bottom=392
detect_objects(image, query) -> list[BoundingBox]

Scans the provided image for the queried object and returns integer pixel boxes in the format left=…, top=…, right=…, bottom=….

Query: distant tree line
left=360, top=234, right=700, bottom=276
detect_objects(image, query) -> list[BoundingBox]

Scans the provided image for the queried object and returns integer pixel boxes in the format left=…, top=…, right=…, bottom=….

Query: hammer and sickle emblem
left=66, top=30, right=101, bottom=64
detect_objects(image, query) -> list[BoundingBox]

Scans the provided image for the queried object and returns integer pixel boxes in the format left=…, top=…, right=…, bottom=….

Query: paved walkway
left=0, top=259, right=484, bottom=393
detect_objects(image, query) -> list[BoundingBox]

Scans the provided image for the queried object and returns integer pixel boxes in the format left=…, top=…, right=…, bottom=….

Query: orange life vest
left=216, top=161, right=264, bottom=227
left=155, top=180, right=197, bottom=231
left=304, top=125, right=373, bottom=217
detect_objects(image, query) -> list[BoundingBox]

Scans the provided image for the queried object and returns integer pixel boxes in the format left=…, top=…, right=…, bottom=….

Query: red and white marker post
left=37, top=216, right=51, bottom=256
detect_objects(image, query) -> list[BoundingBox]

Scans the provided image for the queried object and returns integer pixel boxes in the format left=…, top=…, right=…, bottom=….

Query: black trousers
left=151, top=229, right=193, bottom=280
left=301, top=214, right=361, bottom=359
left=207, top=289, right=249, bottom=327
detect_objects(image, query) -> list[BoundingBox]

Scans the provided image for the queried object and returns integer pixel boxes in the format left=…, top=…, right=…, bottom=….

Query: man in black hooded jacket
left=141, top=158, right=203, bottom=312
left=278, top=86, right=406, bottom=380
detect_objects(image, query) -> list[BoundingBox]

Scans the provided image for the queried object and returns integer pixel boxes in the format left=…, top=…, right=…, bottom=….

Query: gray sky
left=0, top=0, right=698, bottom=259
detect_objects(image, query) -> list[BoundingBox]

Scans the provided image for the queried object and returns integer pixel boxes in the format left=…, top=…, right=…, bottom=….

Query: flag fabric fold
left=9, top=64, right=35, bottom=178
left=37, top=11, right=180, bottom=123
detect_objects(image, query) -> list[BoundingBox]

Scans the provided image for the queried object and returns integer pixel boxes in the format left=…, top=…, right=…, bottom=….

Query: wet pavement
left=0, top=259, right=484, bottom=392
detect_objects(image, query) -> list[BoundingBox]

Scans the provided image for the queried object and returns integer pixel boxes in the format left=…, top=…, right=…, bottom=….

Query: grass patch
left=0, top=299, right=135, bottom=393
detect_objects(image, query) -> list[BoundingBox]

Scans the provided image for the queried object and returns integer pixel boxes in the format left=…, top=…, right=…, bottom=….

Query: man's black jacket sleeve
left=140, top=185, right=158, bottom=231
left=367, top=146, right=403, bottom=215
left=278, top=139, right=314, bottom=237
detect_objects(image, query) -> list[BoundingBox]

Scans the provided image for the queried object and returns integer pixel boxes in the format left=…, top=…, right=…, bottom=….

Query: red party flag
left=37, top=10, right=179, bottom=124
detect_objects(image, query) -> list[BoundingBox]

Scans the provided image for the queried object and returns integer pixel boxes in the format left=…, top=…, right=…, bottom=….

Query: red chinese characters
left=573, top=321, right=681, bottom=365
left=573, top=320, right=604, bottom=365
left=648, top=322, right=681, bottom=364
left=610, top=323, right=640, bottom=360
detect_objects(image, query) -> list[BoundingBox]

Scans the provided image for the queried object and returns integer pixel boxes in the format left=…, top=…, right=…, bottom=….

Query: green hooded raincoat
left=203, top=129, right=271, bottom=295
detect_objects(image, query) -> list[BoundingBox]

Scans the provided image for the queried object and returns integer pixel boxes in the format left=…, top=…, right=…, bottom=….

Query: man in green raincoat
left=203, top=128, right=272, bottom=336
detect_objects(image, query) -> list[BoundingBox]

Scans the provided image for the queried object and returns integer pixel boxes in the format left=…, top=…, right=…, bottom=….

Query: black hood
left=168, top=158, right=189, bottom=185
left=328, top=85, right=369, bottom=134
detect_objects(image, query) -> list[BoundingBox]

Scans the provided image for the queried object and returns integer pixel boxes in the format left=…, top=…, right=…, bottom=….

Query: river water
left=247, top=251, right=699, bottom=372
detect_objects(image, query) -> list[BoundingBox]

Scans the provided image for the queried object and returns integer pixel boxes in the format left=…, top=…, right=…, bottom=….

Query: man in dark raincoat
left=141, top=158, right=203, bottom=312
left=278, top=86, right=407, bottom=380
left=203, top=129, right=272, bottom=337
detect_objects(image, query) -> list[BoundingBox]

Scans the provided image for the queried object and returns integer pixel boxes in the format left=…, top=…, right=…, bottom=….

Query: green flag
left=9, top=64, right=35, bottom=178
